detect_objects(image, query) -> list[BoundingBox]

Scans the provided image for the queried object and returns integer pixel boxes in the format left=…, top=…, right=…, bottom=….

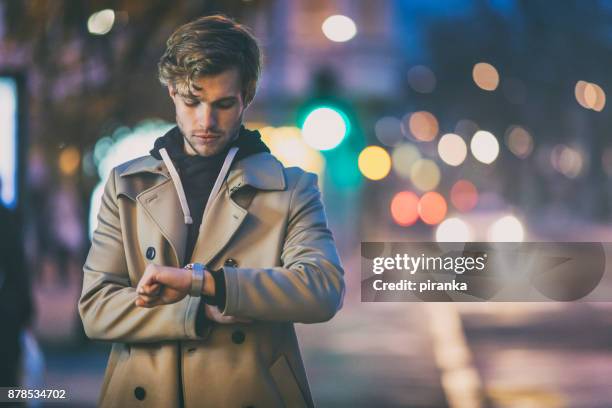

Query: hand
left=204, top=304, right=252, bottom=324
left=135, top=264, right=192, bottom=307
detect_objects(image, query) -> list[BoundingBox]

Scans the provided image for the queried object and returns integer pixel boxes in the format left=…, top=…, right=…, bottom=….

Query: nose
left=196, top=103, right=217, bottom=130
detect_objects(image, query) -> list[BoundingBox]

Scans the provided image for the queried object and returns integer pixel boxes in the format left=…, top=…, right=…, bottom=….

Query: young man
left=79, top=15, right=344, bottom=408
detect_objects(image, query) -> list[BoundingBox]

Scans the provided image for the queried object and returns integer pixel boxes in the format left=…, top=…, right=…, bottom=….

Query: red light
left=450, top=180, right=478, bottom=212
left=418, top=192, right=447, bottom=225
left=390, top=191, right=420, bottom=226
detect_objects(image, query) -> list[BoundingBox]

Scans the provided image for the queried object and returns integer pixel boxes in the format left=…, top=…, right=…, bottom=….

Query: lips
left=193, top=133, right=221, bottom=142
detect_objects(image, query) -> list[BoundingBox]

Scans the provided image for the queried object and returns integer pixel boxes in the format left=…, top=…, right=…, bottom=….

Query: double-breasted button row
left=134, top=386, right=146, bottom=400
left=232, top=329, right=245, bottom=344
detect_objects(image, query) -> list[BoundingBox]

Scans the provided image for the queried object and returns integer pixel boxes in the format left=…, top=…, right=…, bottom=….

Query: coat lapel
left=135, top=179, right=188, bottom=267
left=189, top=152, right=286, bottom=266
left=189, top=187, right=249, bottom=265
left=120, top=152, right=286, bottom=268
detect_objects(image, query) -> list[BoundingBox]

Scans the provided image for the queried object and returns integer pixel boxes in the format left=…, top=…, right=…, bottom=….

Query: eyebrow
left=181, top=94, right=238, bottom=104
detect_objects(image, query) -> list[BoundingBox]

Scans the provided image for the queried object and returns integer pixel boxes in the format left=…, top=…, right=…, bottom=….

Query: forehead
left=181, top=67, right=242, bottom=100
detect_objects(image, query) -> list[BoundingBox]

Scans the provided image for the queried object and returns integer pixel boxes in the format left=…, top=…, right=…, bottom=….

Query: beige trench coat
left=78, top=151, right=345, bottom=408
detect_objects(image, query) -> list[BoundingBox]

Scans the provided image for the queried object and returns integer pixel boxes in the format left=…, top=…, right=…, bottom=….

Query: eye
left=183, top=98, right=199, bottom=107
left=215, top=99, right=236, bottom=109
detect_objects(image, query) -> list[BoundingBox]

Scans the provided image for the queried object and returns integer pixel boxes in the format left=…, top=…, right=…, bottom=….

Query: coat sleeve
left=222, top=171, right=345, bottom=323
left=78, top=168, right=203, bottom=343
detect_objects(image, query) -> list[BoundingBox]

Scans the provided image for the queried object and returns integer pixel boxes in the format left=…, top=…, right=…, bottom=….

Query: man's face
left=169, top=67, right=246, bottom=156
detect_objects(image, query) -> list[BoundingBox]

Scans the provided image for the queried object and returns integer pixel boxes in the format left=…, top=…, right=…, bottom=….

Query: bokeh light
left=505, top=126, right=533, bottom=159
left=301, top=107, right=348, bottom=150
left=407, top=65, right=436, bottom=94
left=358, top=146, right=391, bottom=180
left=375, top=116, right=403, bottom=146
left=321, top=15, right=357, bottom=42
left=404, top=111, right=439, bottom=142
left=488, top=215, right=525, bottom=242
left=436, top=217, right=473, bottom=242
left=550, top=144, right=584, bottom=179
left=391, top=143, right=421, bottom=179
left=410, top=159, right=441, bottom=191
left=418, top=191, right=447, bottom=225
left=390, top=191, right=420, bottom=227
left=470, top=130, right=500, bottom=164
left=575, top=80, right=606, bottom=111
left=89, top=120, right=173, bottom=237
left=58, top=146, right=81, bottom=177
left=259, top=126, right=325, bottom=177
left=450, top=180, right=478, bottom=212
left=472, top=62, right=500, bottom=91
left=438, top=133, right=467, bottom=166
left=88, top=9, right=115, bottom=35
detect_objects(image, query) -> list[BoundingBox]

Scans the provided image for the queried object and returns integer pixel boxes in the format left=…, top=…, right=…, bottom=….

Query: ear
left=167, top=85, right=178, bottom=102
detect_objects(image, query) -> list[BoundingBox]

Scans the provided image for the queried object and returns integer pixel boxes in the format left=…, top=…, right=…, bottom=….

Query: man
left=79, top=14, right=344, bottom=408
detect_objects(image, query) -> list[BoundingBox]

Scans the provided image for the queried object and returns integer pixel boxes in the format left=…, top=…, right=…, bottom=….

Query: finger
left=139, top=282, right=161, bottom=296
left=135, top=296, right=164, bottom=308
left=135, top=297, right=148, bottom=307
left=137, top=267, right=162, bottom=291
left=135, top=294, right=160, bottom=308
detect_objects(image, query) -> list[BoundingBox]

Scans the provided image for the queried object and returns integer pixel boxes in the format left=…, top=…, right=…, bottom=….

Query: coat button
left=134, top=386, right=146, bottom=400
left=146, top=247, right=156, bottom=260
left=187, top=347, right=196, bottom=353
left=232, top=330, right=245, bottom=344
left=224, top=258, right=238, bottom=267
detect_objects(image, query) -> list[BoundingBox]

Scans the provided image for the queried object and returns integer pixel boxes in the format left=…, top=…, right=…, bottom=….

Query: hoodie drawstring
left=158, top=146, right=239, bottom=225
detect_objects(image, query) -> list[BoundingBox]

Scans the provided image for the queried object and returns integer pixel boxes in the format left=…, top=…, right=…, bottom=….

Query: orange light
left=58, top=146, right=81, bottom=176
left=450, top=180, right=478, bottom=212
left=406, top=111, right=439, bottom=142
left=575, top=80, right=606, bottom=111
left=472, top=62, right=499, bottom=91
left=418, top=192, right=447, bottom=225
left=390, top=191, right=420, bottom=227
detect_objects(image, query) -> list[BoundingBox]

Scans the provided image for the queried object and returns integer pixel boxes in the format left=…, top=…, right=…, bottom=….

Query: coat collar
left=116, top=152, right=285, bottom=266
left=118, top=152, right=286, bottom=193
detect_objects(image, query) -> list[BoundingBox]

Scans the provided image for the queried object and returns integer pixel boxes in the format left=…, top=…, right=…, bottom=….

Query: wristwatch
left=184, top=263, right=206, bottom=297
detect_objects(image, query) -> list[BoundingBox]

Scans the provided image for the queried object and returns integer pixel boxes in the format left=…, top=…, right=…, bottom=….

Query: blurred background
left=2, top=0, right=612, bottom=407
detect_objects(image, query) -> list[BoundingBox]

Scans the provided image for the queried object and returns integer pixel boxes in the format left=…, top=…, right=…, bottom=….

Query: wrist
left=202, top=269, right=215, bottom=297
left=185, top=263, right=205, bottom=297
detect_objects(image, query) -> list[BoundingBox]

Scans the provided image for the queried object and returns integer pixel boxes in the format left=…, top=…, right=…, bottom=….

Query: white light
left=88, top=9, right=115, bottom=35
left=488, top=215, right=524, bottom=242
left=301, top=107, right=347, bottom=150
left=259, top=126, right=325, bottom=177
left=89, top=121, right=174, bottom=237
left=436, top=218, right=472, bottom=242
left=438, top=133, right=467, bottom=166
left=470, top=130, right=499, bottom=164
left=321, top=15, right=357, bottom=43
left=0, top=78, right=17, bottom=209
